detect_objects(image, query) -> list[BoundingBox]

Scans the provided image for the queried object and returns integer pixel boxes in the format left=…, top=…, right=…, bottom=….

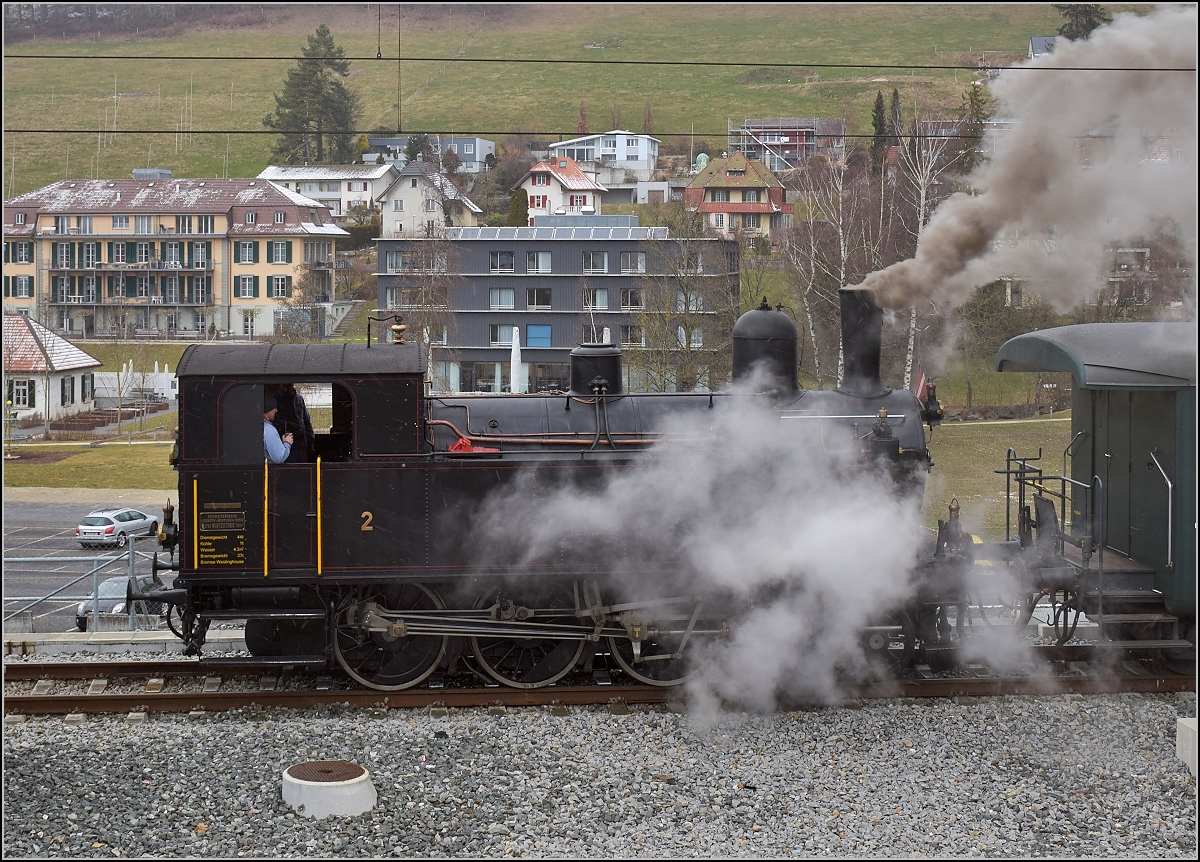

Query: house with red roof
left=511, top=157, right=607, bottom=225
left=3, top=312, right=102, bottom=427
left=683, top=152, right=794, bottom=247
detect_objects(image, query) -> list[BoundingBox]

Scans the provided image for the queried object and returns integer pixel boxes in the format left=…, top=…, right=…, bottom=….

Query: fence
left=3, top=534, right=166, bottom=634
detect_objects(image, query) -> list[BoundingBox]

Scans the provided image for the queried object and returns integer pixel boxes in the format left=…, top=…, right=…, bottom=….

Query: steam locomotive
left=136, top=289, right=951, bottom=690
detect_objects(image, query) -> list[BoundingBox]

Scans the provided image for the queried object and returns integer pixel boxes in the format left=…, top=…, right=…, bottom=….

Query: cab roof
left=175, top=342, right=426, bottom=378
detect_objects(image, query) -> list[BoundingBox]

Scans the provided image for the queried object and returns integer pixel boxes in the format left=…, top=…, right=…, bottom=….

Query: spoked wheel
left=469, top=582, right=586, bottom=689
left=333, top=584, right=448, bottom=691
left=166, top=604, right=185, bottom=638
left=606, top=599, right=721, bottom=687
left=860, top=610, right=916, bottom=676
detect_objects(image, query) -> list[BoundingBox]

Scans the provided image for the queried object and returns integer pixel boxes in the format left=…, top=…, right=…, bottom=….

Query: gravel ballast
left=3, top=692, right=1195, bottom=858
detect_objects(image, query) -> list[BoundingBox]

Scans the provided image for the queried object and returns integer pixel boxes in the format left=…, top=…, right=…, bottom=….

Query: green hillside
left=1, top=3, right=1081, bottom=196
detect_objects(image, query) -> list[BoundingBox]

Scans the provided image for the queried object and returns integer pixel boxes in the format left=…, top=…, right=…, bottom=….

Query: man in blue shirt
left=263, top=392, right=294, bottom=464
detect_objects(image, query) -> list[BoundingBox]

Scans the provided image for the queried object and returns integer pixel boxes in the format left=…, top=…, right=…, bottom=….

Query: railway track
left=5, top=646, right=1193, bottom=716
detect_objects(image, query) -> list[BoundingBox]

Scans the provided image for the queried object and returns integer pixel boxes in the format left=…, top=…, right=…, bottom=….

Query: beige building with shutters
left=3, top=177, right=348, bottom=340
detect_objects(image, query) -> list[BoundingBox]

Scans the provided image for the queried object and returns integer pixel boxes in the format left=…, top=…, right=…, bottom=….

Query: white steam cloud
left=471, top=376, right=926, bottom=715
left=856, top=5, right=1197, bottom=311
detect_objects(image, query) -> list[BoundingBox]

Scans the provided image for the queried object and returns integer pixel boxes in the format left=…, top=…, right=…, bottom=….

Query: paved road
left=3, top=488, right=175, bottom=633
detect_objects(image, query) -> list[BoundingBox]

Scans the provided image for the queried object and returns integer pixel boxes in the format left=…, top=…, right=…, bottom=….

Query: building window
left=393, top=199, right=405, bottom=212
left=11, top=379, right=31, bottom=407
left=490, top=250, right=515, bottom=273
left=712, top=213, right=725, bottom=229
left=583, top=287, right=607, bottom=310
left=490, top=324, right=514, bottom=347
left=136, top=242, right=151, bottom=264
left=175, top=215, right=192, bottom=234
left=195, top=312, right=207, bottom=332
left=54, top=243, right=70, bottom=268
left=385, top=251, right=407, bottom=273
left=82, top=243, right=98, bottom=268
left=238, top=276, right=255, bottom=299
left=14, top=242, right=31, bottom=263
left=14, top=276, right=33, bottom=297
left=677, top=290, right=704, bottom=313
left=423, top=199, right=439, bottom=213
left=55, top=215, right=72, bottom=234
left=164, top=276, right=180, bottom=303
left=137, top=276, right=151, bottom=298
left=532, top=174, right=549, bottom=186
left=620, top=288, right=644, bottom=310
left=163, top=242, right=181, bottom=266
left=76, top=216, right=93, bottom=235
left=272, top=276, right=289, bottom=298
left=526, top=324, right=551, bottom=348
left=274, top=211, right=286, bottom=224
left=743, top=213, right=760, bottom=229
left=56, top=276, right=70, bottom=299
left=569, top=195, right=589, bottom=208
left=242, top=310, right=255, bottom=337
left=529, top=195, right=548, bottom=209
left=463, top=143, right=474, bottom=154
left=192, top=242, right=208, bottom=269
left=526, top=287, right=551, bottom=310
left=136, top=215, right=153, bottom=234
left=620, top=325, right=644, bottom=347
left=583, top=251, right=608, bottom=273
left=112, top=215, right=128, bottom=229
left=112, top=243, right=127, bottom=264
left=527, top=251, right=551, bottom=273
left=348, top=182, right=367, bottom=192
left=13, top=213, right=25, bottom=225
left=81, top=373, right=94, bottom=402
left=245, top=212, right=257, bottom=224
left=303, top=240, right=332, bottom=264
left=711, top=189, right=729, bottom=203
left=238, top=241, right=256, bottom=263
left=81, top=276, right=96, bottom=302
left=194, top=276, right=209, bottom=304
left=490, top=287, right=515, bottom=310
left=620, top=251, right=645, bottom=273
left=270, top=241, right=288, bottom=263
left=743, top=190, right=760, bottom=203
left=60, top=375, right=75, bottom=406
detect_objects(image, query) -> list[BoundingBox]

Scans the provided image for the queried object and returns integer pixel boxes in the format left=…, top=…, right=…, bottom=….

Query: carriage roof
left=996, top=322, right=1197, bottom=389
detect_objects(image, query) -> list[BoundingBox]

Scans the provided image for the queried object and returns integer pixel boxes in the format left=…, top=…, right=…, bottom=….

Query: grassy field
left=0, top=3, right=1084, bottom=195
left=5, top=413, right=1073, bottom=544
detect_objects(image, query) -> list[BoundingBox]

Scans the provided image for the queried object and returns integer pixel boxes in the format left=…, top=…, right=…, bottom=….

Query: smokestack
left=838, top=289, right=886, bottom=398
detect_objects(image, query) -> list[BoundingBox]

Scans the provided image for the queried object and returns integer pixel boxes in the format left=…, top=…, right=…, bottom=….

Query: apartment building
left=375, top=218, right=739, bottom=393
left=258, top=164, right=398, bottom=218
left=3, top=178, right=348, bottom=340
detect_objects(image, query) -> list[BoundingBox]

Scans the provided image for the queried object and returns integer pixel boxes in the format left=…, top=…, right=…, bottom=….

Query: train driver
left=263, top=392, right=294, bottom=464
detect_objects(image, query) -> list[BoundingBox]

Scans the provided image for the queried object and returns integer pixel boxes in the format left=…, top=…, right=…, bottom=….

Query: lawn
left=1, top=4, right=1072, bottom=195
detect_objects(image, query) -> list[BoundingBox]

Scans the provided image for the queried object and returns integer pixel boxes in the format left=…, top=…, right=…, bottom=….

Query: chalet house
left=512, top=157, right=608, bottom=225
left=3, top=312, right=101, bottom=427
left=377, top=160, right=482, bottom=237
left=3, top=177, right=349, bottom=340
left=258, top=164, right=398, bottom=219
left=683, top=152, right=794, bottom=246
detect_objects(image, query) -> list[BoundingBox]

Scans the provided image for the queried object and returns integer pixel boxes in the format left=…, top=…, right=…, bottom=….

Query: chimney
left=838, top=289, right=887, bottom=397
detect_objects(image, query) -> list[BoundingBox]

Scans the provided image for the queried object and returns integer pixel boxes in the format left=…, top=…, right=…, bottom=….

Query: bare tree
left=383, top=237, right=464, bottom=390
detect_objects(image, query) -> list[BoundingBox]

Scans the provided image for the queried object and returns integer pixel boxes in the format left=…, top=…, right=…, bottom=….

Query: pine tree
left=890, top=89, right=903, bottom=144
left=1053, top=4, right=1112, bottom=40
left=506, top=189, right=529, bottom=227
left=957, top=82, right=995, bottom=175
left=870, top=91, right=889, bottom=173
left=263, top=25, right=361, bottom=164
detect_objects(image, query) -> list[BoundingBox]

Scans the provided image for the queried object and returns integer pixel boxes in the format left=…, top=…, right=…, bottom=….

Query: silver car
left=76, top=508, right=159, bottom=549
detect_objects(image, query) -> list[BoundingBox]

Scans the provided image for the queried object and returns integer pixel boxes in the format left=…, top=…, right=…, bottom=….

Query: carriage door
left=1127, top=391, right=1175, bottom=570
left=1095, top=390, right=1132, bottom=556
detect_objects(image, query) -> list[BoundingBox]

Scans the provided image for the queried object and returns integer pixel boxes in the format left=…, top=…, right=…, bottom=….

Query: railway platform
left=3, top=628, right=245, bottom=657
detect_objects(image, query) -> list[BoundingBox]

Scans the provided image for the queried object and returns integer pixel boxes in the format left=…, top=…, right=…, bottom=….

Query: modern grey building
left=375, top=218, right=739, bottom=393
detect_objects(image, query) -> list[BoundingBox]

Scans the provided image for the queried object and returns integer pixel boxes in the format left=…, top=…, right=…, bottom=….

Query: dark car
left=76, top=508, right=159, bottom=549
left=75, top=574, right=165, bottom=632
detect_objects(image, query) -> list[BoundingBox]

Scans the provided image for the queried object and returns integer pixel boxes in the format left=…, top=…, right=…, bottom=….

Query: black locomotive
left=137, top=289, right=952, bottom=690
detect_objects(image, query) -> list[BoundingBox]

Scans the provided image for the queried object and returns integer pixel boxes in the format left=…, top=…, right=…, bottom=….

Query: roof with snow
left=3, top=314, right=102, bottom=375
left=258, top=164, right=397, bottom=182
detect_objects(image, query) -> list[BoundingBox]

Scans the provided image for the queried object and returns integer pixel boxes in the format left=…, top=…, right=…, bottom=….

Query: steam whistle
left=921, top=381, right=943, bottom=427
left=934, top=498, right=968, bottom=559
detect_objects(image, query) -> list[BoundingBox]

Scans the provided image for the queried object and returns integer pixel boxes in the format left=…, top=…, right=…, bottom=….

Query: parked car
left=76, top=508, right=159, bottom=549
left=75, top=574, right=165, bottom=631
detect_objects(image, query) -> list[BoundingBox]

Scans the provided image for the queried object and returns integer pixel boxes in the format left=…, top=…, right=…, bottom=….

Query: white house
left=257, top=164, right=399, bottom=218
left=511, top=157, right=608, bottom=224
left=366, top=136, right=496, bottom=173
left=376, top=160, right=482, bottom=237
left=548, top=130, right=661, bottom=184
left=3, top=313, right=102, bottom=427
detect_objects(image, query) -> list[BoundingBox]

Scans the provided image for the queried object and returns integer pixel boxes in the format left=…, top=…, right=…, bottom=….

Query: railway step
left=1081, top=588, right=1164, bottom=601
left=1091, top=612, right=1179, bottom=625
left=200, top=609, right=325, bottom=620
left=1090, top=639, right=1195, bottom=650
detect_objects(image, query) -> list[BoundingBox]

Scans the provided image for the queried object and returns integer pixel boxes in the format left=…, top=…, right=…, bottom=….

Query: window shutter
left=266, top=243, right=273, bottom=264
left=252, top=276, right=260, bottom=298
left=107, top=241, right=113, bottom=262
left=61, top=377, right=67, bottom=406
left=126, top=242, right=135, bottom=262
left=205, top=241, right=212, bottom=263
left=185, top=241, right=192, bottom=268
left=69, top=276, right=76, bottom=295
left=233, top=243, right=241, bottom=264
left=185, top=276, right=193, bottom=303
left=253, top=241, right=260, bottom=263
left=69, top=243, right=76, bottom=269
left=3, top=277, right=9, bottom=297
left=126, top=276, right=136, bottom=298
left=5, top=379, right=11, bottom=403
left=284, top=276, right=293, bottom=298
left=3, top=243, right=8, bottom=263
left=285, top=241, right=293, bottom=263
left=28, top=381, right=36, bottom=409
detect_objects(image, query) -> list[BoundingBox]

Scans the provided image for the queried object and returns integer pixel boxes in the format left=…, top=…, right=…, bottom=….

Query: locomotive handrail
left=1092, top=474, right=1105, bottom=639
left=317, top=457, right=323, bottom=575
left=1148, top=450, right=1174, bottom=569
left=263, top=459, right=269, bottom=578
left=1063, top=430, right=1087, bottom=483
